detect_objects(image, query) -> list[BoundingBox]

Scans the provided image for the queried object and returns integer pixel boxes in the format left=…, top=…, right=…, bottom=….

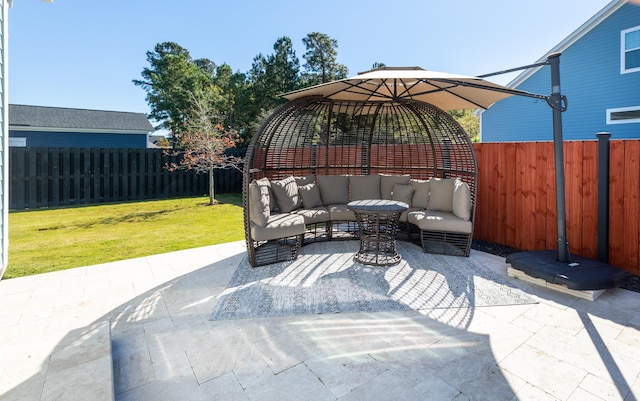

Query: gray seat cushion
left=326, top=204, right=356, bottom=221
left=294, top=207, right=330, bottom=224
left=407, top=210, right=472, bottom=233
left=399, top=207, right=423, bottom=223
left=250, top=213, right=305, bottom=242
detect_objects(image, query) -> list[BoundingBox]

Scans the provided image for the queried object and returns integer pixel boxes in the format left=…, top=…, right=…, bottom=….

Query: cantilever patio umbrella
left=281, top=66, right=531, bottom=111
left=282, top=60, right=573, bottom=265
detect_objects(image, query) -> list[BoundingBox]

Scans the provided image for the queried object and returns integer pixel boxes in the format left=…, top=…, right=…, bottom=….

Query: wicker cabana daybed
left=243, top=95, right=478, bottom=266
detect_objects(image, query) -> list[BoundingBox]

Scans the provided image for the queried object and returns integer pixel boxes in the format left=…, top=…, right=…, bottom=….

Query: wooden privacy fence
left=473, top=140, right=639, bottom=276
left=9, top=147, right=244, bottom=210
left=10, top=142, right=639, bottom=275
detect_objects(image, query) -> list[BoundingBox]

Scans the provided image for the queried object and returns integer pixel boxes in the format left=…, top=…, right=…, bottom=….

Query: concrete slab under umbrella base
left=506, top=250, right=631, bottom=301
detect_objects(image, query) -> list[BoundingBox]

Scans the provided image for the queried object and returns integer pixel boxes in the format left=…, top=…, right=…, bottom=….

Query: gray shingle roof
left=9, top=104, right=154, bottom=132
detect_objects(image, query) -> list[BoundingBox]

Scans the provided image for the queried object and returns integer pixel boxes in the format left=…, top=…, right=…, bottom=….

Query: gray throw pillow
left=295, top=174, right=315, bottom=186
left=391, top=183, right=414, bottom=205
left=380, top=174, right=411, bottom=199
left=298, top=183, right=323, bottom=208
left=248, top=179, right=271, bottom=226
left=271, top=176, right=301, bottom=212
left=410, top=179, right=430, bottom=209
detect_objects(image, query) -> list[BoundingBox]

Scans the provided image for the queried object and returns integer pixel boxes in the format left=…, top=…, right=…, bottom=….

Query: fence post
left=597, top=132, right=611, bottom=263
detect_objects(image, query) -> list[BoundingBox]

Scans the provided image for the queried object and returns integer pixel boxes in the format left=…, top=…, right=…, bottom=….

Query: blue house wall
left=10, top=130, right=148, bottom=148
left=482, top=2, right=640, bottom=142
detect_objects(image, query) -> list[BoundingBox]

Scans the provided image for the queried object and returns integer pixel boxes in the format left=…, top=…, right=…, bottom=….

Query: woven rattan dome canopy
left=242, top=94, right=479, bottom=266
left=244, top=95, right=477, bottom=193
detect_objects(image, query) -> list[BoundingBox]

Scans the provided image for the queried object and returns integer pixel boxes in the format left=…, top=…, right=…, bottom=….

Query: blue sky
left=8, top=0, right=612, bottom=128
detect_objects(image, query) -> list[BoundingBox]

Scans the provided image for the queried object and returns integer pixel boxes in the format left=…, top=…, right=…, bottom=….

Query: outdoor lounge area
left=244, top=83, right=480, bottom=267
left=1, top=241, right=639, bottom=400
left=2, top=64, right=639, bottom=400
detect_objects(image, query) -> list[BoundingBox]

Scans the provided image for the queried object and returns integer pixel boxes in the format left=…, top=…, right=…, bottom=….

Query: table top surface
left=347, top=199, right=409, bottom=212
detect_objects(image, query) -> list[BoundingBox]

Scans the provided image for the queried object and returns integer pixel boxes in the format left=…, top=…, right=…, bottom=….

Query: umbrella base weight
left=506, top=250, right=631, bottom=298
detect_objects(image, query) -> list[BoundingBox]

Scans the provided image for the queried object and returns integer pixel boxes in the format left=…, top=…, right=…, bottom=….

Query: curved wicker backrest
left=243, top=96, right=478, bottom=260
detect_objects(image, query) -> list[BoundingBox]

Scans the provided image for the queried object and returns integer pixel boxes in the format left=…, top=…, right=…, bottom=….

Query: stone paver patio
left=0, top=240, right=639, bottom=400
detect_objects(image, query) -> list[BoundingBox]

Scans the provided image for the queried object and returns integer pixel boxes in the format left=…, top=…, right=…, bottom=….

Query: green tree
left=448, top=109, right=480, bottom=142
left=301, top=32, right=348, bottom=86
left=240, top=36, right=302, bottom=139
left=248, top=37, right=300, bottom=114
left=212, top=63, right=251, bottom=133
left=133, top=42, right=223, bottom=135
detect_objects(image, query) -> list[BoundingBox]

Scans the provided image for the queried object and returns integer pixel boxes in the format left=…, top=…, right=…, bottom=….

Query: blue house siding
left=10, top=130, right=148, bottom=148
left=482, top=2, right=640, bottom=142
left=481, top=72, right=552, bottom=141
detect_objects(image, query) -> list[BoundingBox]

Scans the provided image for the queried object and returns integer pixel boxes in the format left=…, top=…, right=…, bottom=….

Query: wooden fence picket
left=473, top=140, right=639, bottom=276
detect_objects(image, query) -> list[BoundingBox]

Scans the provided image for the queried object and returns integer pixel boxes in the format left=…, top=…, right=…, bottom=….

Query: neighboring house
left=481, top=0, right=640, bottom=142
left=9, top=104, right=154, bottom=148
left=148, top=133, right=172, bottom=148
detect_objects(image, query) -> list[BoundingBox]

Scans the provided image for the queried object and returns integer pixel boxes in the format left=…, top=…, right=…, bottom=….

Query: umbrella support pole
left=494, top=53, right=630, bottom=294
left=548, top=53, right=570, bottom=263
left=480, top=53, right=571, bottom=263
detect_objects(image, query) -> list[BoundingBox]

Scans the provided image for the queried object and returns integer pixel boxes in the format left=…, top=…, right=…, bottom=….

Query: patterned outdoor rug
left=211, top=241, right=536, bottom=324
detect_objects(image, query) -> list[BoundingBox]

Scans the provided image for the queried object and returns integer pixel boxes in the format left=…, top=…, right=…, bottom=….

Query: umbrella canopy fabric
left=282, top=66, right=523, bottom=110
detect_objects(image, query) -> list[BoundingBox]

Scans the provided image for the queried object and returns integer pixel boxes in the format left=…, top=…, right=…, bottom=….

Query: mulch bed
left=470, top=240, right=640, bottom=293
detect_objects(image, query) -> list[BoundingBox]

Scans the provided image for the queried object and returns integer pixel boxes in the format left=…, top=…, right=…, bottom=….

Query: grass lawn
left=6, top=194, right=244, bottom=279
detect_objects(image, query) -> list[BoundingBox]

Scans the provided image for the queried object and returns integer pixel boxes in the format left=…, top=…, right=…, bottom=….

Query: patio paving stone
left=336, top=370, right=429, bottom=401
left=500, top=343, right=589, bottom=400
left=1, top=240, right=640, bottom=400
left=305, top=354, right=388, bottom=398
left=243, top=363, right=336, bottom=401
left=199, top=371, right=249, bottom=401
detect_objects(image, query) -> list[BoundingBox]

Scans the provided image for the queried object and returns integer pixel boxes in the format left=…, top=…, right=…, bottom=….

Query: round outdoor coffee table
left=347, top=199, right=409, bottom=266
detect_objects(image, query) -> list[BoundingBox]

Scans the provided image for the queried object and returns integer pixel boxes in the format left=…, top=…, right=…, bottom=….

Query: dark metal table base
left=353, top=210, right=403, bottom=266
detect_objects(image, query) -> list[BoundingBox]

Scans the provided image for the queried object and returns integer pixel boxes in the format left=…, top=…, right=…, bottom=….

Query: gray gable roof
left=9, top=104, right=154, bottom=133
